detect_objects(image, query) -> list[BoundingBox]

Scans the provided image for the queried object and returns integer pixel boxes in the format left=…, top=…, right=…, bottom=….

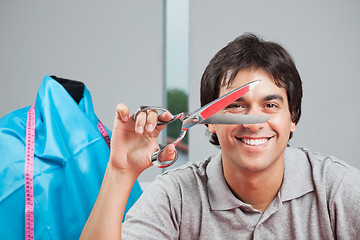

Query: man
left=81, top=33, right=360, bottom=239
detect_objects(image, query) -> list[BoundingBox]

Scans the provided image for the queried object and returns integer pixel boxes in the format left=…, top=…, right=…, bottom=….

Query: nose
left=242, top=108, right=267, bottom=132
left=242, top=121, right=266, bottom=132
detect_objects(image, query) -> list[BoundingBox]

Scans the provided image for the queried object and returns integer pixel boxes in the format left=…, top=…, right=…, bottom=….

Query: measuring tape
left=97, top=120, right=111, bottom=148
left=24, top=104, right=111, bottom=239
left=25, top=104, right=35, bottom=239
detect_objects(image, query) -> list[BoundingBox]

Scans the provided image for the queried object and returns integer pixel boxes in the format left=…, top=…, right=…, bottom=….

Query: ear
left=290, top=121, right=296, bottom=133
left=208, top=124, right=216, bottom=133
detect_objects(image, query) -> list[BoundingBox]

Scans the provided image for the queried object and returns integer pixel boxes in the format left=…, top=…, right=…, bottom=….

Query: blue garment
left=0, top=75, right=142, bottom=239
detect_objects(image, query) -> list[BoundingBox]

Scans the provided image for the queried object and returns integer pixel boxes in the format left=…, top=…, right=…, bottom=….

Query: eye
left=224, top=103, right=246, bottom=113
left=226, top=104, right=243, bottom=109
left=226, top=103, right=246, bottom=109
left=264, top=103, right=279, bottom=110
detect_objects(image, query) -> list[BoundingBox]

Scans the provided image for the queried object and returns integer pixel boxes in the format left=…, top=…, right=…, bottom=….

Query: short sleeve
left=122, top=174, right=182, bottom=240
left=329, top=166, right=360, bottom=239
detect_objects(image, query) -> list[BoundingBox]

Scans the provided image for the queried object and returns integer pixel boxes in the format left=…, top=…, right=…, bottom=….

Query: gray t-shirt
left=122, top=147, right=360, bottom=239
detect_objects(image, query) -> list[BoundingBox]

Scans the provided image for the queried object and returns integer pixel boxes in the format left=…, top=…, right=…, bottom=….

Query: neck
left=223, top=158, right=284, bottom=213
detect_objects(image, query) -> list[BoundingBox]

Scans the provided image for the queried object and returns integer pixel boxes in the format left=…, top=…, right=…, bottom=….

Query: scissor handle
left=134, top=106, right=184, bottom=168
left=151, top=144, right=179, bottom=168
left=134, top=106, right=182, bottom=126
left=151, top=127, right=187, bottom=167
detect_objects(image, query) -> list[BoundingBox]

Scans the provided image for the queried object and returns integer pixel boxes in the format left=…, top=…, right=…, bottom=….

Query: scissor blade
left=201, top=114, right=270, bottom=125
left=199, top=80, right=260, bottom=120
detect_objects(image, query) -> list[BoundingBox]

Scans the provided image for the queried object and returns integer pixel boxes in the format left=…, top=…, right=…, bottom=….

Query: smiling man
left=81, top=33, right=360, bottom=239
left=207, top=68, right=296, bottom=213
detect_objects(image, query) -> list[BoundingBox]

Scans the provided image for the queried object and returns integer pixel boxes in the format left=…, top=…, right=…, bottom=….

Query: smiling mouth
left=236, top=137, right=271, bottom=146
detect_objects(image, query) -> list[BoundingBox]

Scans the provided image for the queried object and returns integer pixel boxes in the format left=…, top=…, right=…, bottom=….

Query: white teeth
left=241, top=138, right=269, bottom=146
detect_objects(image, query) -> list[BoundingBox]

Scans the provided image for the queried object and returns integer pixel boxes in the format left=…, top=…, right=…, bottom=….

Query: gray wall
left=0, top=0, right=165, bottom=181
left=189, top=0, right=360, bottom=168
left=1, top=0, right=359, bottom=182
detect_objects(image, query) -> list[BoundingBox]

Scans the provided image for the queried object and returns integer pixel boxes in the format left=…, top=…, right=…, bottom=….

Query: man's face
left=209, top=67, right=296, bottom=173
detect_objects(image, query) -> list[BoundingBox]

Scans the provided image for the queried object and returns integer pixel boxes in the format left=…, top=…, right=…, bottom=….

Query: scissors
left=134, top=79, right=269, bottom=168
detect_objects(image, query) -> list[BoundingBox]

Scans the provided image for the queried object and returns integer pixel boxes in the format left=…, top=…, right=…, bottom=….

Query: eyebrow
left=235, top=94, right=284, bottom=102
left=263, top=94, right=284, bottom=102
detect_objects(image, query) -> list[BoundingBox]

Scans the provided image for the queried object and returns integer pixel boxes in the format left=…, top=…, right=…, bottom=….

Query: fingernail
left=160, top=112, right=171, bottom=119
left=122, top=115, right=129, bottom=122
left=136, top=125, right=143, bottom=134
left=169, top=145, right=175, bottom=154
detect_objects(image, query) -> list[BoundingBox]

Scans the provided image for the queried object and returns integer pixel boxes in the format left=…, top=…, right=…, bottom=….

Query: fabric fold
left=0, top=75, right=142, bottom=239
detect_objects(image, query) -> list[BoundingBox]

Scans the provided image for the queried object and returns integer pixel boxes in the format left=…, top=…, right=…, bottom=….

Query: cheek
left=211, top=125, right=233, bottom=141
left=268, top=113, right=295, bottom=134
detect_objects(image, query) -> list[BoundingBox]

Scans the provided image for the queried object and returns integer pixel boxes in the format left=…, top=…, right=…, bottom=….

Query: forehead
left=219, top=68, right=288, bottom=101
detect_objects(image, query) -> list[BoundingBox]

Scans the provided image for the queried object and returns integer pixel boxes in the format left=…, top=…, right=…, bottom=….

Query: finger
left=155, top=111, right=174, bottom=132
left=115, top=103, right=129, bottom=122
left=135, top=111, right=146, bottom=134
left=158, top=111, right=173, bottom=122
left=145, top=110, right=158, bottom=133
left=158, top=144, right=176, bottom=163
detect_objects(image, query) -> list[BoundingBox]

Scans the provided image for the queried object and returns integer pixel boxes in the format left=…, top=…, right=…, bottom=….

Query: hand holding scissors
left=135, top=80, right=269, bottom=168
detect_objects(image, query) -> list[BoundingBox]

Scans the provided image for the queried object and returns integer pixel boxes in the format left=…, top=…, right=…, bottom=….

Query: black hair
left=200, top=33, right=302, bottom=146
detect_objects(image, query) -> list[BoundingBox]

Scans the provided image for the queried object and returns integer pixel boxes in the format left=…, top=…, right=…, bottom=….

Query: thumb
left=157, top=144, right=177, bottom=166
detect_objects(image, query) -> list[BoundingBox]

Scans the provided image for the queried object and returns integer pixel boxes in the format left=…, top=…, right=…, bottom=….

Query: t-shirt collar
left=207, top=151, right=246, bottom=211
left=280, top=147, right=315, bottom=201
left=207, top=147, right=315, bottom=211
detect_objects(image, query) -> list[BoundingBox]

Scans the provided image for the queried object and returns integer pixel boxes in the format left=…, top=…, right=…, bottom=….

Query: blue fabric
left=0, top=75, right=142, bottom=239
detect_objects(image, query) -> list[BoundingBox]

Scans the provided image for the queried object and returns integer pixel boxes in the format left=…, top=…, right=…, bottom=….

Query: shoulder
left=287, top=147, right=359, bottom=178
left=163, top=158, right=211, bottom=180
left=302, top=148, right=359, bottom=182
left=151, top=157, right=212, bottom=194
left=294, top=149, right=360, bottom=237
left=123, top=158, right=213, bottom=226
left=0, top=106, right=29, bottom=132
left=135, top=157, right=214, bottom=211
left=290, top=147, right=360, bottom=198
left=123, top=160, right=212, bottom=239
